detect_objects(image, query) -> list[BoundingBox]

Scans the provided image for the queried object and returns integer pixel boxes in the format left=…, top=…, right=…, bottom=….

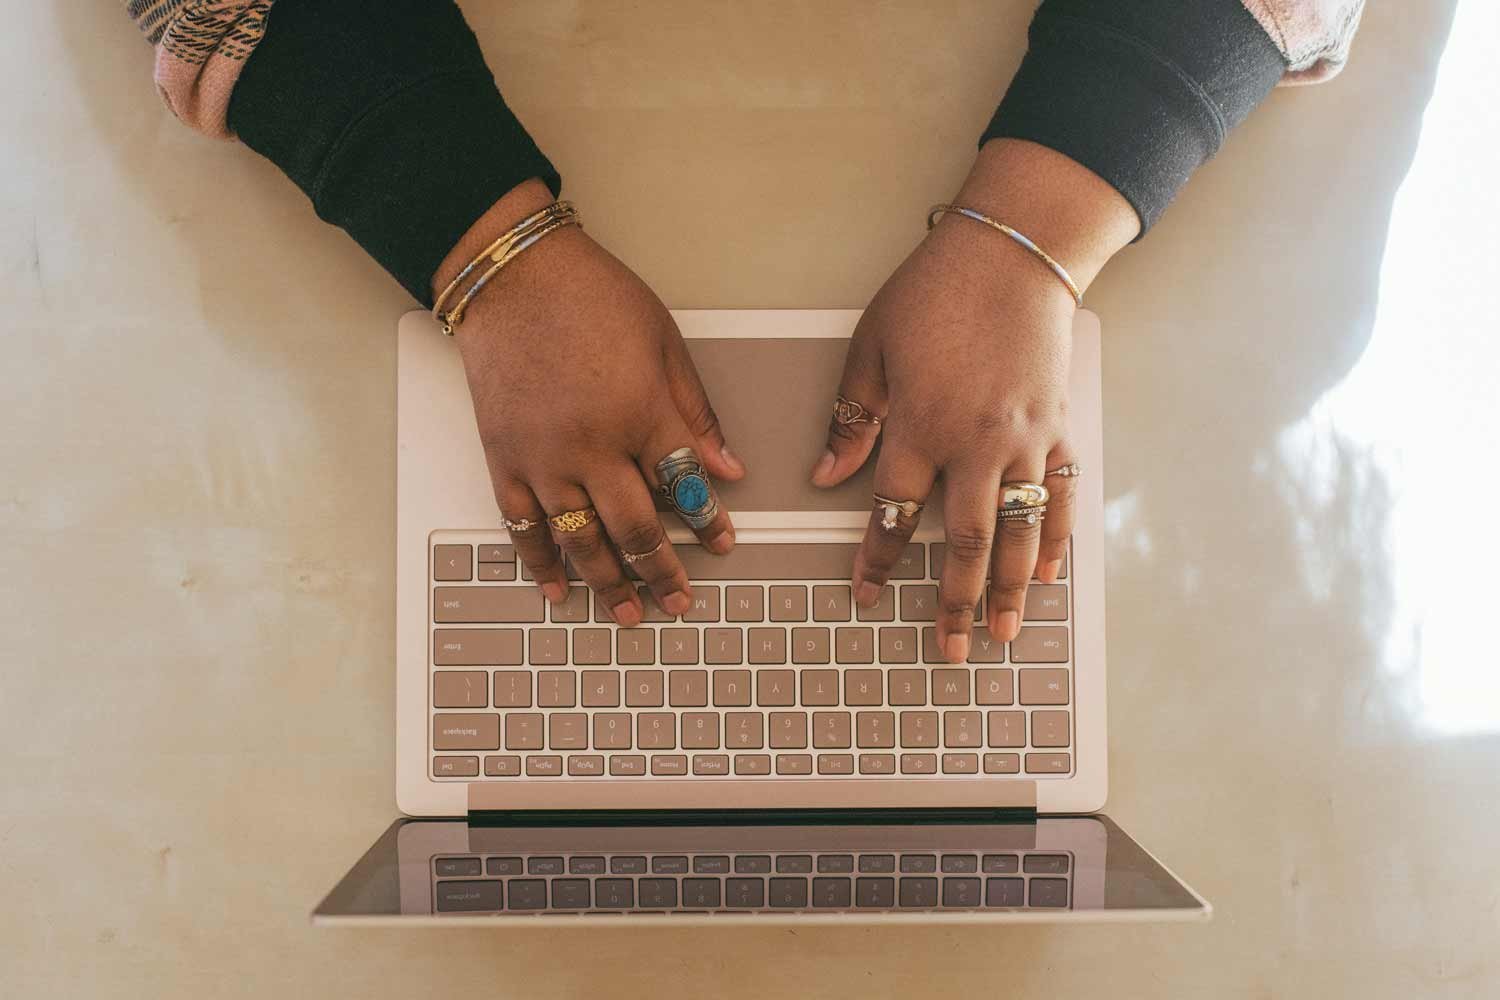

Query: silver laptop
left=313, top=309, right=1209, bottom=924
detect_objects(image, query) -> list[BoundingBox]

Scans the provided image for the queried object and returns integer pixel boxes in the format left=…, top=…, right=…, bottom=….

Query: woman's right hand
left=437, top=181, right=743, bottom=628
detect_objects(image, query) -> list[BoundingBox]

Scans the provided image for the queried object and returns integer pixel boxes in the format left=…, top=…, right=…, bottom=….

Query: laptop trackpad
left=686, top=338, right=877, bottom=512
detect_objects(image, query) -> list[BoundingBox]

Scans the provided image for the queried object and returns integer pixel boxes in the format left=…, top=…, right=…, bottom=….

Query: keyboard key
left=692, top=753, right=730, bottom=775
left=814, top=876, right=852, bottom=907
left=856, top=711, right=895, bottom=748
left=944, top=711, right=983, bottom=748
left=844, top=669, right=882, bottom=706
left=609, top=754, right=646, bottom=775
left=899, top=585, right=938, bottom=622
left=669, top=670, right=708, bottom=707
left=433, top=587, right=543, bottom=624
left=568, top=856, right=606, bottom=875
left=791, top=627, right=831, bottom=664
left=616, top=629, right=655, bottom=666
left=682, top=712, right=720, bottom=749
left=931, top=669, right=969, bottom=705
left=536, top=670, right=575, bottom=708
left=593, top=712, right=632, bottom=749
left=892, top=543, right=925, bottom=579
left=813, top=711, right=852, bottom=748
left=859, top=753, right=895, bottom=774
left=756, top=669, right=795, bottom=706
left=610, top=855, right=648, bottom=874
left=942, top=752, right=978, bottom=773
left=1019, top=668, right=1070, bottom=705
left=900, top=711, right=939, bottom=748
left=987, top=711, right=1025, bottom=748
left=943, top=877, right=982, bottom=907
left=900, top=753, right=937, bottom=774
left=435, top=879, right=499, bottom=911
left=572, top=628, right=612, bottom=666
left=527, top=628, right=566, bottom=666
left=547, top=713, right=587, bottom=750
left=813, top=585, right=852, bottom=622
left=748, top=628, right=788, bottom=665
left=477, top=544, right=513, bottom=564
left=524, top=755, right=562, bottom=776
left=734, top=753, right=771, bottom=775
left=478, top=562, right=515, bottom=581
left=638, top=878, right=678, bottom=909
left=483, top=754, right=520, bottom=776
left=983, top=752, right=1020, bottom=774
left=1029, top=878, right=1069, bottom=907
left=433, top=628, right=522, bottom=666
left=1024, top=584, right=1068, bottom=621
left=625, top=670, right=664, bottom=707
left=775, top=753, right=812, bottom=775
left=725, top=712, right=764, bottom=749
left=506, top=880, right=546, bottom=910
left=855, top=585, right=896, bottom=622
left=433, top=545, right=472, bottom=581
left=566, top=754, right=604, bottom=776
left=661, top=628, right=699, bottom=665
left=1012, top=627, right=1070, bottom=664
left=777, top=855, right=813, bottom=874
left=637, top=713, right=676, bottom=749
left=769, top=712, right=808, bottom=749
left=856, top=876, right=896, bottom=908
left=817, top=753, right=854, bottom=774
left=705, top=629, right=743, bottom=665
left=676, top=543, right=858, bottom=581
left=1025, top=752, right=1072, bottom=774
left=550, top=878, right=590, bottom=909
left=899, top=877, right=939, bottom=907
left=878, top=627, right=918, bottom=664
left=486, top=856, right=523, bottom=876
left=982, top=854, right=1019, bottom=873
left=1024, top=854, right=1071, bottom=874
left=650, top=754, right=688, bottom=775
left=817, top=854, right=854, bottom=873
left=636, top=587, right=675, bottom=623
left=1032, top=710, right=1071, bottom=747
left=900, top=854, right=937, bottom=873
left=652, top=856, right=689, bottom=874
left=968, top=626, right=1006, bottom=663
left=433, top=671, right=488, bottom=709
left=941, top=854, right=978, bottom=874
left=713, top=669, right=752, bottom=705
left=986, top=877, right=1025, bottom=907
left=921, top=627, right=944, bottom=665
left=800, top=669, right=839, bottom=705
left=685, top=586, right=721, bottom=623
left=834, top=627, right=875, bottom=664
left=769, top=877, right=808, bottom=908
left=975, top=668, right=1014, bottom=704
left=432, top=756, right=478, bottom=777
left=433, top=713, right=499, bottom=750
left=770, top=585, right=808, bottom=622
left=581, top=670, right=621, bottom=707
left=736, top=854, right=773, bottom=874
left=682, top=878, right=722, bottom=909
left=889, top=669, right=926, bottom=706
left=549, top=586, right=589, bottom=623
left=595, top=879, right=634, bottom=909
left=726, top=586, right=764, bottom=622
left=858, top=854, right=896, bottom=873
left=504, top=713, right=544, bottom=750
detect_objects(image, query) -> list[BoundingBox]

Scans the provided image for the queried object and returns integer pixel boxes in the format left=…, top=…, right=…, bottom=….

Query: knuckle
left=941, top=593, right=979, bottom=618
left=999, top=518, right=1043, bottom=542
left=614, top=519, right=665, bottom=556
left=556, top=522, right=608, bottom=560
left=682, top=397, right=724, bottom=441
left=945, top=524, right=994, bottom=562
left=988, top=579, right=1029, bottom=603
left=827, top=419, right=866, bottom=447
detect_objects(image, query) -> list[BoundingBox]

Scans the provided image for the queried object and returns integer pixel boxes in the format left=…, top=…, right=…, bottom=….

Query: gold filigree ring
left=834, top=395, right=882, bottom=427
left=548, top=507, right=598, bottom=533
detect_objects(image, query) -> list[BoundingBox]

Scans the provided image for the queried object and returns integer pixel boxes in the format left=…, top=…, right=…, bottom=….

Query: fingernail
left=662, top=590, right=690, bottom=616
left=542, top=581, right=568, bottom=603
left=855, top=581, right=881, bottom=607
left=720, top=444, right=746, bottom=477
left=810, top=449, right=836, bottom=486
left=944, top=632, right=970, bottom=664
left=611, top=600, right=642, bottom=628
left=707, top=525, right=735, bottom=555
left=1039, top=560, right=1061, bottom=584
left=995, top=610, right=1020, bottom=642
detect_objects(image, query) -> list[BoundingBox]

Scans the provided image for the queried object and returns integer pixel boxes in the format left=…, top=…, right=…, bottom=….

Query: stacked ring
left=998, top=481, right=1050, bottom=526
left=1045, top=462, right=1082, bottom=479
left=548, top=507, right=598, bottom=533
left=872, top=494, right=924, bottom=532
left=502, top=515, right=541, bottom=533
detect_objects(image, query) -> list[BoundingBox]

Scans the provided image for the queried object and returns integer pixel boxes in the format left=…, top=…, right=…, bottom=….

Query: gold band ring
left=548, top=507, right=597, bottom=533
left=834, top=395, right=882, bottom=427
left=999, top=482, right=1050, bottom=508
left=620, top=536, right=666, bottom=565
left=1045, top=462, right=1081, bottom=479
left=872, top=493, right=924, bottom=532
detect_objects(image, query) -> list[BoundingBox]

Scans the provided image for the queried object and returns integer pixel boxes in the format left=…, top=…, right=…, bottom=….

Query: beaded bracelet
left=433, top=200, right=581, bottom=335
left=926, top=204, right=1083, bottom=307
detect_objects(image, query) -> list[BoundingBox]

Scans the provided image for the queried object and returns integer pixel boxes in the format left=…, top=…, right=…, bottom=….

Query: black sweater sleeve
left=227, top=0, right=559, bottom=305
left=983, top=0, right=1287, bottom=237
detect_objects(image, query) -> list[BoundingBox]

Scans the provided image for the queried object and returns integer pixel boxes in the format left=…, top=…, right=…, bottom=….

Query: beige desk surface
left=4, top=2, right=1497, bottom=997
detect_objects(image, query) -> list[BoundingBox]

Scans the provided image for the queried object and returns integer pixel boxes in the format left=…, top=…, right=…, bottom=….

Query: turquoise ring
left=655, top=447, right=719, bottom=530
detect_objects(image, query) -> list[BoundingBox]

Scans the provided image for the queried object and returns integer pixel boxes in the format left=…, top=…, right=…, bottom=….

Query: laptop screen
left=314, top=814, right=1206, bottom=924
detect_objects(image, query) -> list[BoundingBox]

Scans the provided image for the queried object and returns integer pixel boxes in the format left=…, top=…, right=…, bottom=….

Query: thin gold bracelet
left=927, top=204, right=1083, bottom=306
left=433, top=200, right=580, bottom=334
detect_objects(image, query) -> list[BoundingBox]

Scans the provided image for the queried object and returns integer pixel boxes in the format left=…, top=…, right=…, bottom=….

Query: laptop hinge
left=466, top=806, right=1038, bottom=828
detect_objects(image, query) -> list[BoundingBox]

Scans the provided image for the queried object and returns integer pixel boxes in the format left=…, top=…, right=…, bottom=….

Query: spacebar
left=675, top=543, right=858, bottom=580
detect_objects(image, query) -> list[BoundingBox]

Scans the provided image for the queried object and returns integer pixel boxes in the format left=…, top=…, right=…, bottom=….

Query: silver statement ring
left=655, top=447, right=719, bottom=530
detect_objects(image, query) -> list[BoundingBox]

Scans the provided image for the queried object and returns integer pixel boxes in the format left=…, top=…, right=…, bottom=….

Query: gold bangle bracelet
left=926, top=204, right=1083, bottom=306
left=441, top=214, right=580, bottom=331
left=433, top=200, right=580, bottom=334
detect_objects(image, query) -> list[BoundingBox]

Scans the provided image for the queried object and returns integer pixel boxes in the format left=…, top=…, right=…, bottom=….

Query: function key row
left=437, top=852, right=1068, bottom=877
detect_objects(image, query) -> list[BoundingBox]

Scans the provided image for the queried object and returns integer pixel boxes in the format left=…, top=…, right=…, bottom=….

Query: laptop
left=312, top=309, right=1209, bottom=924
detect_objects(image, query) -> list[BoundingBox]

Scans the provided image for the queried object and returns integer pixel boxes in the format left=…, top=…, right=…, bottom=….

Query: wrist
left=431, top=178, right=559, bottom=302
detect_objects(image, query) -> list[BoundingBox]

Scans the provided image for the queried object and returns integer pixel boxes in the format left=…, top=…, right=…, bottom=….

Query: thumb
left=661, top=331, right=746, bottom=481
left=811, top=332, right=886, bottom=488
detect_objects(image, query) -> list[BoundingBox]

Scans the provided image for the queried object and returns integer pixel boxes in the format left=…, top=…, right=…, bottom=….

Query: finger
left=1037, top=448, right=1079, bottom=583
left=851, top=437, right=937, bottom=607
left=589, top=465, right=693, bottom=618
left=661, top=331, right=745, bottom=481
left=936, top=459, right=1004, bottom=664
left=641, top=418, right=736, bottom=556
left=811, top=327, right=887, bottom=488
left=987, top=459, right=1047, bottom=644
left=534, top=482, right=644, bottom=628
left=491, top=471, right=568, bottom=604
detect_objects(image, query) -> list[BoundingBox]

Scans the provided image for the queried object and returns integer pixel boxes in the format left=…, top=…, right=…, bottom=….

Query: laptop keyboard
left=431, top=848, right=1072, bottom=913
left=429, top=533, right=1074, bottom=782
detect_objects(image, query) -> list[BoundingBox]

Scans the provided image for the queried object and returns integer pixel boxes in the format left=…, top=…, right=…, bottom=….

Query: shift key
left=434, top=587, right=544, bottom=623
